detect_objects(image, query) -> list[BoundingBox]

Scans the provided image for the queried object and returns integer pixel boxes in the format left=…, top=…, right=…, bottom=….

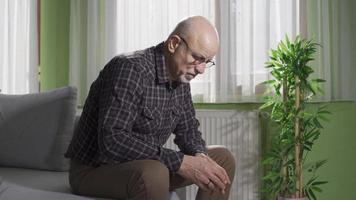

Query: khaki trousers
left=69, top=146, right=235, bottom=200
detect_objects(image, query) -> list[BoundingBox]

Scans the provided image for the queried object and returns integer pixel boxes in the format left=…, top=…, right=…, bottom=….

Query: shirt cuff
left=159, top=147, right=185, bottom=173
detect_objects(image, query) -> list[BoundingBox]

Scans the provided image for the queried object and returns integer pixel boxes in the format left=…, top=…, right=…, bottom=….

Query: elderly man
left=65, top=16, right=235, bottom=200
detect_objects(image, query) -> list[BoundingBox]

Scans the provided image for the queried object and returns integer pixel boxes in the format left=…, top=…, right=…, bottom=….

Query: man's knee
left=207, top=146, right=236, bottom=175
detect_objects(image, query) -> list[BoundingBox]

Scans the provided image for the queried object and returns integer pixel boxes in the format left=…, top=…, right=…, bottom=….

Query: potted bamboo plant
left=260, top=36, right=330, bottom=200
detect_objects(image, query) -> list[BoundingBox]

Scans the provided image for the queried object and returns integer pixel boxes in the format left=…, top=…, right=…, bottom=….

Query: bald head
left=163, top=16, right=219, bottom=83
left=168, top=16, right=219, bottom=58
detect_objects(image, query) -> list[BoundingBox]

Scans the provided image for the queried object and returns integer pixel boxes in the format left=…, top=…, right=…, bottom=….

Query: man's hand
left=177, top=153, right=231, bottom=195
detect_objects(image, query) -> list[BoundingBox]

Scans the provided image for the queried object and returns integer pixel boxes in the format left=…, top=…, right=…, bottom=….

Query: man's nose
left=195, top=63, right=206, bottom=74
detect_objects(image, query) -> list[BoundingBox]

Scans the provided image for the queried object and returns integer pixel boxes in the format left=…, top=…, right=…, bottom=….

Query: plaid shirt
left=65, top=42, right=206, bottom=173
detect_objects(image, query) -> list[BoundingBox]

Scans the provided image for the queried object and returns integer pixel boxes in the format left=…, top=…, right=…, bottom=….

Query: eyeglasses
left=178, top=36, right=216, bottom=68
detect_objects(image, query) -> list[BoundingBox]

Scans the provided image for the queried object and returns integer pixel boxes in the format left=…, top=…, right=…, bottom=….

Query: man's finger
left=222, top=167, right=231, bottom=184
left=217, top=165, right=230, bottom=184
left=207, top=181, right=215, bottom=191
left=196, top=182, right=210, bottom=192
left=208, top=173, right=226, bottom=191
left=194, top=169, right=210, bottom=185
left=205, top=157, right=230, bottom=184
left=212, top=164, right=230, bottom=185
left=221, top=165, right=231, bottom=184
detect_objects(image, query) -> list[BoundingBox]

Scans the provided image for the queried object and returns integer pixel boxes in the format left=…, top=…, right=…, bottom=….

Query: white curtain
left=0, top=0, right=38, bottom=94
left=307, top=0, right=356, bottom=101
left=70, top=0, right=117, bottom=105
left=69, top=0, right=307, bottom=104
left=214, top=0, right=298, bottom=102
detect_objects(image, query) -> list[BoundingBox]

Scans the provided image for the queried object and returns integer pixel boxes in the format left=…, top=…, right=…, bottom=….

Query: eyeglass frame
left=177, top=35, right=216, bottom=68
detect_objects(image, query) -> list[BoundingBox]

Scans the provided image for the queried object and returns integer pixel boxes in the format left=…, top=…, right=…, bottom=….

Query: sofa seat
left=0, top=167, right=112, bottom=200
left=0, top=167, right=183, bottom=200
left=0, top=167, right=70, bottom=193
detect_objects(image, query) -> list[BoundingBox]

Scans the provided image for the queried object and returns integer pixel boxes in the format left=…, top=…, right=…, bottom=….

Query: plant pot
left=278, top=197, right=307, bottom=200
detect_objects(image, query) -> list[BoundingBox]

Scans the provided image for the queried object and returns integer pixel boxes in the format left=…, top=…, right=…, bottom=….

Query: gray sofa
left=0, top=87, right=182, bottom=200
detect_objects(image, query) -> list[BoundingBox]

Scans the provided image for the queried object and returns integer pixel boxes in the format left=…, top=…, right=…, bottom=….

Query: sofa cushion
left=0, top=167, right=116, bottom=200
left=0, top=167, right=70, bottom=193
left=0, top=87, right=77, bottom=171
left=0, top=181, right=93, bottom=200
left=0, top=167, right=180, bottom=200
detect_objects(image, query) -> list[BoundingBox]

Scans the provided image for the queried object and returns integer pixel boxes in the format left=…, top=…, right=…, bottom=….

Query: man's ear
left=167, top=35, right=180, bottom=53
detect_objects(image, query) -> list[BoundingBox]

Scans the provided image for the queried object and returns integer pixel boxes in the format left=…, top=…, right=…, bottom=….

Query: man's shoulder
left=106, top=47, right=156, bottom=78
left=118, top=46, right=155, bottom=68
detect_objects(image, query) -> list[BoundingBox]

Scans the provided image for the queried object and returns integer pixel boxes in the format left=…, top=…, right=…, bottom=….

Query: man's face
left=171, top=36, right=216, bottom=83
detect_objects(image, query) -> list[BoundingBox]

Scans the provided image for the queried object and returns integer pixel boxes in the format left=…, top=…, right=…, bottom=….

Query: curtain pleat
left=307, top=0, right=356, bottom=101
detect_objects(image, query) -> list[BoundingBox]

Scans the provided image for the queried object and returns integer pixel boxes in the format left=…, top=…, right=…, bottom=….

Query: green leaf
left=312, top=118, right=323, bottom=128
left=314, top=78, right=326, bottom=82
left=262, top=79, right=276, bottom=85
left=318, top=110, right=331, bottom=115
left=305, top=176, right=317, bottom=186
left=309, top=188, right=317, bottom=200
left=318, top=115, right=329, bottom=122
left=260, top=101, right=274, bottom=110
left=312, top=181, right=328, bottom=186
left=311, top=186, right=322, bottom=193
left=304, top=189, right=310, bottom=200
left=262, top=157, right=276, bottom=165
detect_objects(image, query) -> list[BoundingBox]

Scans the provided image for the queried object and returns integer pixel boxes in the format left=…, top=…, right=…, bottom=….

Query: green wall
left=305, top=102, right=356, bottom=199
left=41, top=1, right=356, bottom=199
left=40, top=0, right=70, bottom=91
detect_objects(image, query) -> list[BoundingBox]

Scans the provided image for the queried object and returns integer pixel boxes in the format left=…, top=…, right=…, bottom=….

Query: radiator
left=164, top=110, right=261, bottom=200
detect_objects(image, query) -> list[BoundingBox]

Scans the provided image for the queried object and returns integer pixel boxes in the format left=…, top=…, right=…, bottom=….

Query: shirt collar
left=155, top=42, right=171, bottom=84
